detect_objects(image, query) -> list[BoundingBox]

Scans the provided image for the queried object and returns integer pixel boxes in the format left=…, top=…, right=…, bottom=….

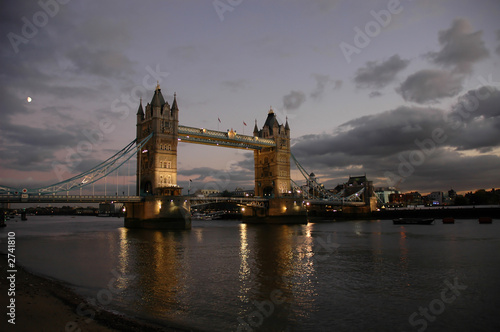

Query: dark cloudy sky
left=1, top=0, right=499, bottom=194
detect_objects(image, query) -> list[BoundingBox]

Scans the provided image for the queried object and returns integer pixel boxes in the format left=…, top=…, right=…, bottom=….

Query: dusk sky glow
left=1, top=0, right=500, bottom=195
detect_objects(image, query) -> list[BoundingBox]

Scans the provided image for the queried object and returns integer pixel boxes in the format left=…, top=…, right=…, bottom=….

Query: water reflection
left=238, top=224, right=250, bottom=290
left=237, top=224, right=319, bottom=330
left=10, top=217, right=500, bottom=331
left=121, top=229, right=189, bottom=318
left=370, top=221, right=384, bottom=276
left=398, top=227, right=410, bottom=285
left=115, top=227, right=132, bottom=291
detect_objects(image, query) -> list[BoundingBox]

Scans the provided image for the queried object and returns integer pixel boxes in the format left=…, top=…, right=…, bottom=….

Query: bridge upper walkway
left=178, top=125, right=275, bottom=150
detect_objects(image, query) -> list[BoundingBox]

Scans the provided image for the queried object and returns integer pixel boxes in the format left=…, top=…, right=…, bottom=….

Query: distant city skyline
left=1, top=0, right=500, bottom=195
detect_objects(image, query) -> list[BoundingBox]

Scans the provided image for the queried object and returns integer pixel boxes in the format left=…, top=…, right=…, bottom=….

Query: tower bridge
left=0, top=83, right=375, bottom=228
left=134, top=83, right=293, bottom=200
left=125, top=83, right=304, bottom=228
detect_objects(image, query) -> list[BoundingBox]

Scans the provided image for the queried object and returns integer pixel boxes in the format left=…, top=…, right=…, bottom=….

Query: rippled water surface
left=1, top=216, right=499, bottom=331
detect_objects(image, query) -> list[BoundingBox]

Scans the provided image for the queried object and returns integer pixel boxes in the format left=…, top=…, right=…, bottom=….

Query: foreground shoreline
left=0, top=254, right=187, bottom=331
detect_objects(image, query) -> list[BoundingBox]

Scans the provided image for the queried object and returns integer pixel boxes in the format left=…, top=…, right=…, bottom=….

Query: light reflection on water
left=1, top=216, right=500, bottom=331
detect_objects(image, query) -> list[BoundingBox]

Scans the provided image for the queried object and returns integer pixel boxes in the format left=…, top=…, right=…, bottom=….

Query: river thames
left=1, top=216, right=499, bottom=331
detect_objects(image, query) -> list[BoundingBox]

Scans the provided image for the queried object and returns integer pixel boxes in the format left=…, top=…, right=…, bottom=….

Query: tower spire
left=253, top=119, right=259, bottom=135
left=137, top=98, right=144, bottom=116
left=171, top=92, right=178, bottom=111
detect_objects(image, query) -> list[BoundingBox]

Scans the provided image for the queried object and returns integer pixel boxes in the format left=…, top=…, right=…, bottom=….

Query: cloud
left=168, top=45, right=200, bottom=63
left=221, top=79, right=249, bottom=92
left=178, top=167, right=219, bottom=182
left=310, top=74, right=331, bottom=100
left=283, top=90, right=306, bottom=110
left=428, top=18, right=489, bottom=74
left=178, top=162, right=254, bottom=190
left=447, top=86, right=500, bottom=151
left=0, top=4, right=136, bottom=106
left=369, top=91, right=382, bottom=98
left=309, top=76, right=342, bottom=100
left=292, top=106, right=448, bottom=162
left=397, top=69, right=463, bottom=103
left=62, top=18, right=136, bottom=79
left=0, top=117, right=105, bottom=173
left=0, top=87, right=112, bottom=174
left=291, top=87, right=500, bottom=192
left=0, top=144, right=58, bottom=173
left=66, top=47, right=136, bottom=78
left=354, top=55, right=410, bottom=89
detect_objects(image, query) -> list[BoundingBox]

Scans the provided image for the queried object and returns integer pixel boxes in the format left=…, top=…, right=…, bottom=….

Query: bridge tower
left=126, top=84, right=190, bottom=230
left=136, top=83, right=181, bottom=196
left=253, top=109, right=291, bottom=197
left=244, top=109, right=306, bottom=223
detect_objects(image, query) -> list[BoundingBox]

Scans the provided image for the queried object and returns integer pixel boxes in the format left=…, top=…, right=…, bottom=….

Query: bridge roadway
left=0, top=194, right=143, bottom=204
left=306, top=199, right=366, bottom=206
left=0, top=194, right=365, bottom=207
left=0, top=194, right=270, bottom=205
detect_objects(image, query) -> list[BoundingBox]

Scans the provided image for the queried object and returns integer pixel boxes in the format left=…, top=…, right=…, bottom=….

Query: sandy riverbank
left=0, top=254, right=186, bottom=332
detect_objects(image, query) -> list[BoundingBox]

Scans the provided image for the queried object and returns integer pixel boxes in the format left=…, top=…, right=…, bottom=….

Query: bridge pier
left=124, top=196, right=191, bottom=230
left=242, top=197, right=307, bottom=224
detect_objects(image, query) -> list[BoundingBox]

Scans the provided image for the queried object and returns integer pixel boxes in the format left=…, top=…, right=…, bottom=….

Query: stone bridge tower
left=136, top=83, right=181, bottom=196
left=253, top=109, right=291, bottom=197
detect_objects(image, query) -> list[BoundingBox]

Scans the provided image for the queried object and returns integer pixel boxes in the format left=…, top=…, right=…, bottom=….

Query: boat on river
left=478, top=217, right=493, bottom=224
left=442, top=217, right=455, bottom=224
left=393, top=218, right=434, bottom=225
